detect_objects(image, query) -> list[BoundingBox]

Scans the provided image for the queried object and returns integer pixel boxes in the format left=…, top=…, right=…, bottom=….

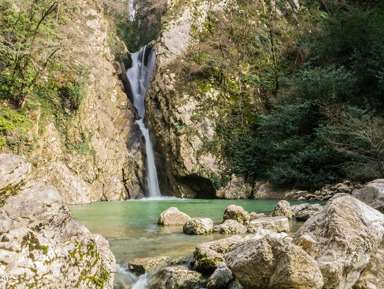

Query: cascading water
left=126, top=45, right=161, bottom=198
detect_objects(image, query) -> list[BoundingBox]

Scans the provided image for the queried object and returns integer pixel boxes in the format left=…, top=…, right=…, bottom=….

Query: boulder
left=296, top=195, right=384, bottom=289
left=207, top=263, right=234, bottom=289
left=158, top=207, right=191, bottom=225
left=191, top=235, right=243, bottom=273
left=291, top=203, right=323, bottom=221
left=0, top=183, right=115, bottom=288
left=223, top=205, right=250, bottom=225
left=353, top=239, right=384, bottom=289
left=216, top=175, right=253, bottom=199
left=0, top=154, right=30, bottom=190
left=213, top=220, right=247, bottom=234
left=226, top=235, right=323, bottom=289
left=352, top=179, right=384, bottom=213
left=271, top=200, right=293, bottom=219
left=183, top=218, right=213, bottom=235
left=148, top=265, right=203, bottom=289
left=249, top=212, right=267, bottom=220
left=247, top=216, right=290, bottom=233
left=129, top=256, right=169, bottom=276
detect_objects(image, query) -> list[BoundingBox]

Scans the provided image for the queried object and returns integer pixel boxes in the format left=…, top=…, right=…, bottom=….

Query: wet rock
left=213, top=220, right=247, bottom=234
left=354, top=239, right=384, bottom=289
left=129, top=256, right=169, bottom=276
left=352, top=179, right=384, bottom=213
left=0, top=154, right=30, bottom=190
left=271, top=200, right=293, bottom=219
left=247, top=216, right=290, bottom=233
left=191, top=235, right=243, bottom=273
left=226, top=235, right=323, bottom=289
left=183, top=218, right=213, bottom=235
left=158, top=207, right=191, bottom=226
left=223, top=205, right=250, bottom=225
left=291, top=203, right=323, bottom=221
left=207, top=263, right=233, bottom=289
left=0, top=183, right=115, bottom=288
left=148, top=265, right=203, bottom=289
left=249, top=212, right=267, bottom=220
left=296, top=195, right=384, bottom=289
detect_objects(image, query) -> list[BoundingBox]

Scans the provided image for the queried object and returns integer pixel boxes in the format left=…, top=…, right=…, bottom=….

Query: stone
left=354, top=239, right=384, bottom=289
left=271, top=200, right=293, bottom=219
left=296, top=195, right=384, bottom=289
left=291, top=203, right=323, bottom=221
left=249, top=212, right=267, bottom=220
left=190, top=235, right=243, bottom=273
left=183, top=218, right=213, bottom=235
left=213, top=219, right=247, bottom=234
left=352, top=179, right=384, bottom=213
left=226, top=235, right=324, bottom=289
left=0, top=154, right=30, bottom=190
left=158, top=207, right=191, bottom=225
left=129, top=256, right=169, bottom=276
left=148, top=265, right=203, bottom=289
left=216, top=175, right=253, bottom=199
left=207, top=263, right=234, bottom=289
left=223, top=205, right=250, bottom=225
left=247, top=216, right=290, bottom=233
left=0, top=183, right=115, bottom=288
left=292, top=234, right=316, bottom=253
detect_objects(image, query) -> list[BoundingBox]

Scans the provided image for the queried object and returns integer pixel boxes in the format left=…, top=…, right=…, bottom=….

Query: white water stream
left=126, top=46, right=161, bottom=198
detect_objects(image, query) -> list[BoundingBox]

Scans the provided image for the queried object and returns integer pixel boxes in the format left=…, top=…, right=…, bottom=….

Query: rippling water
left=70, top=199, right=314, bottom=288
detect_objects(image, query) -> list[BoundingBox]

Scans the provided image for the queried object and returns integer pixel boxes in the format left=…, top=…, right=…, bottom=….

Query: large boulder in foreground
left=0, top=184, right=115, bottom=288
left=158, top=207, right=191, bottom=225
left=223, top=205, right=250, bottom=224
left=296, top=195, right=384, bottom=289
left=291, top=203, right=323, bottom=221
left=352, top=179, right=384, bottom=213
left=247, top=216, right=290, bottom=233
left=191, top=235, right=243, bottom=273
left=183, top=218, right=213, bottom=235
left=148, top=265, right=203, bottom=289
left=271, top=200, right=293, bottom=219
left=207, top=262, right=234, bottom=289
left=213, top=219, right=247, bottom=234
left=226, top=235, right=323, bottom=289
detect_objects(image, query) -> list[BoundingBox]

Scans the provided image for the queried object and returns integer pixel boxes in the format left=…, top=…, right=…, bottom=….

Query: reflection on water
left=70, top=199, right=316, bottom=288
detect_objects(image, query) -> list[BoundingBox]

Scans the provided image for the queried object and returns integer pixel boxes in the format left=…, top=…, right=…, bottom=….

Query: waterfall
left=126, top=45, right=161, bottom=198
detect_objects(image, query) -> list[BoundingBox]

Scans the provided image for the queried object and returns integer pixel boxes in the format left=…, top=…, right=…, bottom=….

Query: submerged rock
left=183, top=218, right=213, bottom=235
left=148, top=265, right=203, bottom=289
left=226, top=235, right=323, bottom=289
left=129, top=256, right=169, bottom=276
left=213, top=219, right=247, bottom=234
left=291, top=203, right=323, bottom=221
left=191, top=235, right=243, bottom=273
left=352, top=179, right=384, bottom=213
left=247, top=216, right=290, bottom=233
left=223, top=205, right=250, bottom=225
left=271, top=200, right=293, bottom=219
left=207, top=262, right=234, bottom=289
left=158, top=207, right=191, bottom=225
left=296, top=195, right=384, bottom=289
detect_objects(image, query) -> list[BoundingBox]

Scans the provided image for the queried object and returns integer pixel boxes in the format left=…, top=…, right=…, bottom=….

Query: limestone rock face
left=226, top=235, right=324, bottom=289
left=354, top=240, right=384, bottom=289
left=291, top=203, right=323, bottom=221
left=191, top=235, right=243, bottom=273
left=352, top=179, right=384, bottom=213
left=271, top=200, right=293, bottom=219
left=183, top=218, right=213, bottom=235
left=129, top=256, right=169, bottom=276
left=158, top=207, right=191, bottom=225
left=223, top=205, right=250, bottom=225
left=207, top=263, right=234, bottom=289
left=0, top=184, right=115, bottom=288
left=247, top=216, right=290, bottom=233
left=213, top=219, right=247, bottom=234
left=148, top=265, right=203, bottom=289
left=216, top=175, right=253, bottom=199
left=297, top=195, right=384, bottom=289
left=0, top=154, right=30, bottom=190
